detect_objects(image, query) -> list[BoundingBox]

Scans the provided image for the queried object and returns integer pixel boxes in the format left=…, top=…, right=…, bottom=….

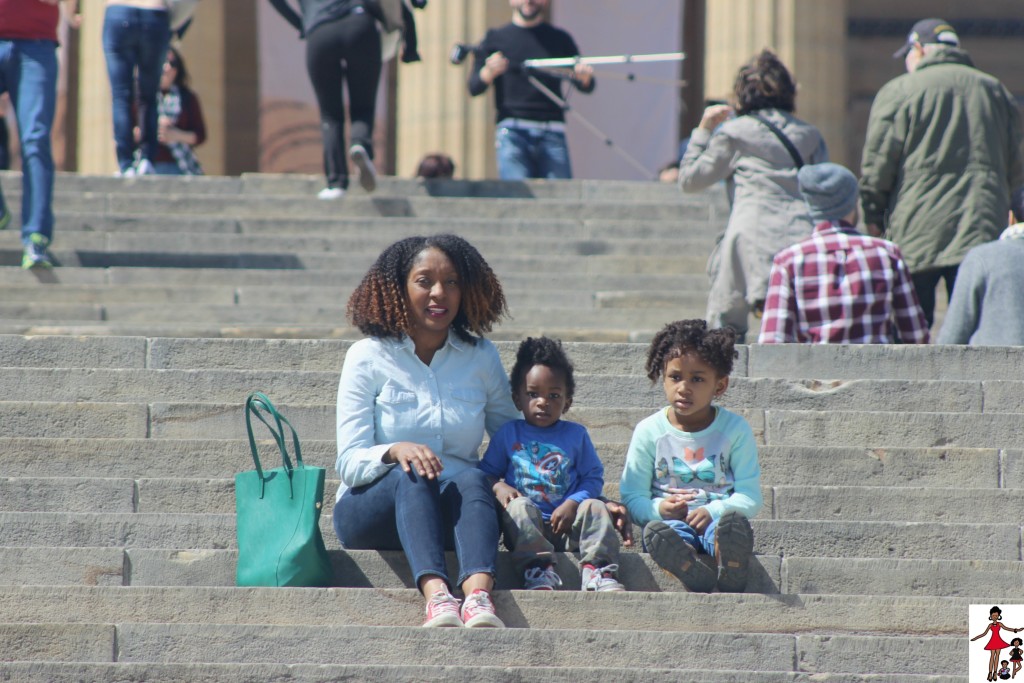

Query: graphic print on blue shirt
left=652, top=431, right=731, bottom=506
left=512, top=440, right=572, bottom=505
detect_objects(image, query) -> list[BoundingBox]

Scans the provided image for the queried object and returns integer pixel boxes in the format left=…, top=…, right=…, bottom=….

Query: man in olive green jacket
left=860, top=18, right=1023, bottom=327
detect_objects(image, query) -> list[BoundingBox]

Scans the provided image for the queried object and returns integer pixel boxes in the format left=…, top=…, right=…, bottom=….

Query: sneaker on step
left=523, top=563, right=562, bottom=590
left=349, top=143, right=377, bottom=192
left=0, top=207, right=10, bottom=231
left=581, top=563, right=625, bottom=592
left=643, top=521, right=716, bottom=593
left=317, top=186, right=345, bottom=200
left=422, top=588, right=462, bottom=627
left=715, top=511, right=754, bottom=593
left=135, top=158, right=155, bottom=176
left=460, top=589, right=504, bottom=628
left=22, top=233, right=53, bottom=270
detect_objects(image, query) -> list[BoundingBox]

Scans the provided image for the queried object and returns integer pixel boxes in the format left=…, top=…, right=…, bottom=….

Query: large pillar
left=395, top=1, right=508, bottom=179
left=704, top=0, right=848, bottom=166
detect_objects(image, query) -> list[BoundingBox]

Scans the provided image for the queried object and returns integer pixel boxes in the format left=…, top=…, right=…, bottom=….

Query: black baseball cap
left=893, top=18, right=960, bottom=58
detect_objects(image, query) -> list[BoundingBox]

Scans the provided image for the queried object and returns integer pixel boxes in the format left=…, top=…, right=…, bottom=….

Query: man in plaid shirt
left=758, top=163, right=930, bottom=344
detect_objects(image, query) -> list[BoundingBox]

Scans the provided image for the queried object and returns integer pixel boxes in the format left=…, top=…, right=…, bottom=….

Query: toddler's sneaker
left=0, top=207, right=10, bottom=231
left=422, top=587, right=462, bottom=627
left=581, top=563, right=625, bottom=592
left=22, top=233, right=53, bottom=270
left=317, top=186, right=345, bottom=200
left=715, top=511, right=754, bottom=593
left=643, top=521, right=716, bottom=593
left=523, top=563, right=562, bottom=590
left=349, top=143, right=377, bottom=192
left=460, top=589, right=504, bottom=628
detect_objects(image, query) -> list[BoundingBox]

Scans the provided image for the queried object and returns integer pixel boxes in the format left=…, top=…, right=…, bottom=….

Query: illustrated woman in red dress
left=973, top=607, right=1022, bottom=681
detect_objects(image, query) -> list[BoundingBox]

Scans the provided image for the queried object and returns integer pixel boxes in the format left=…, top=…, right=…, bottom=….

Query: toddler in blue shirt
left=480, top=337, right=624, bottom=591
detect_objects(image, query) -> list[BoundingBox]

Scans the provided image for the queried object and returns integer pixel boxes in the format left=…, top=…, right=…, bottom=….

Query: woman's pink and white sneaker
left=422, top=588, right=462, bottom=627
left=460, top=589, right=505, bottom=628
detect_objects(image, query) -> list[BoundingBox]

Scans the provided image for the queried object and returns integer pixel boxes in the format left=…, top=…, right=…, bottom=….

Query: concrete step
left=7, top=544, right=1017, bottom=599
left=3, top=170, right=729, bottom=204
left=1, top=511, right=1017, bottom=561
left=0, top=283, right=712, bottom=310
left=0, top=438, right=1013, bottom=489
left=5, top=473, right=1018, bottom=526
left=7, top=335, right=1020, bottom=382
left=0, top=585, right=973, bottom=637
left=0, top=662, right=965, bottom=683
left=0, top=621, right=963, bottom=675
left=0, top=546, right=780, bottom=594
left=0, top=264, right=705, bottom=291
left=0, top=227, right=720, bottom=259
left=5, top=367, right=1020, bottom=415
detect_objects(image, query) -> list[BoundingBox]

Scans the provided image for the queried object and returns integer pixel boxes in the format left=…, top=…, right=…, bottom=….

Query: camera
left=449, top=43, right=482, bottom=65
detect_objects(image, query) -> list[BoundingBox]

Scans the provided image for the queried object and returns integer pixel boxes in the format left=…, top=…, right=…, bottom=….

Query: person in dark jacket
left=860, top=18, right=1023, bottom=327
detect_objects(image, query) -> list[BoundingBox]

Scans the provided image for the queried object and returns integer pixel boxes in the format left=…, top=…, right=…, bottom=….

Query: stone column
left=76, top=4, right=115, bottom=175
left=395, top=1, right=508, bottom=179
left=704, top=0, right=848, bottom=165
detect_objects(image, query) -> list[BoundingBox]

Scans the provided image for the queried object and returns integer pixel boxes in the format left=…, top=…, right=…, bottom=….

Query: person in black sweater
left=468, top=0, right=594, bottom=180
left=269, top=0, right=381, bottom=198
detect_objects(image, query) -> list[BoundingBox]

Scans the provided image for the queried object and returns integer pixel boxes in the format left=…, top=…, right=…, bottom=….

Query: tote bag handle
left=244, top=391, right=304, bottom=499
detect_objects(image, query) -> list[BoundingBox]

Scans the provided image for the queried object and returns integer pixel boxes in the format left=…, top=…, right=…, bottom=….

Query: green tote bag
left=235, top=392, right=333, bottom=587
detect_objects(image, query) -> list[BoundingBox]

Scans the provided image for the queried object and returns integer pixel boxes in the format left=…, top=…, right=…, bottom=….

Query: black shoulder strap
left=750, top=113, right=804, bottom=169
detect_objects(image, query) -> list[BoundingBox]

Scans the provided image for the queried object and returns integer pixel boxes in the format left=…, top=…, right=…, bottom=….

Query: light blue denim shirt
left=335, top=333, right=520, bottom=501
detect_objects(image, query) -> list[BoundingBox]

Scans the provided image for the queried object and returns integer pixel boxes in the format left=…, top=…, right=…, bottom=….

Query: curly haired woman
left=334, top=234, right=520, bottom=628
left=678, top=49, right=828, bottom=341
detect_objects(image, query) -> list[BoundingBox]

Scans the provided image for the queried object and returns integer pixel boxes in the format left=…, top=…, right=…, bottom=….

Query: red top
left=0, top=0, right=60, bottom=42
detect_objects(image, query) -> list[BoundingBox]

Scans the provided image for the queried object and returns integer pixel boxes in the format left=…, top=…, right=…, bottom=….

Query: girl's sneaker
left=460, top=589, right=504, bottom=628
left=715, top=511, right=754, bottom=593
left=643, top=521, right=716, bottom=593
left=523, top=563, right=562, bottom=590
left=581, top=563, right=625, bottom=592
left=349, top=144, right=377, bottom=192
left=422, top=588, right=462, bottom=627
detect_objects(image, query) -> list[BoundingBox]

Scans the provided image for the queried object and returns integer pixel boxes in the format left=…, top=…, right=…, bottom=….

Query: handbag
left=235, top=392, right=333, bottom=587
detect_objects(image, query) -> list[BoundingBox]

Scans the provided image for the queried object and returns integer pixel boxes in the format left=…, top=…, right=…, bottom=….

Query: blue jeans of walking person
left=102, top=5, right=170, bottom=173
left=334, top=466, right=499, bottom=587
left=0, top=38, right=57, bottom=247
left=496, top=124, right=572, bottom=180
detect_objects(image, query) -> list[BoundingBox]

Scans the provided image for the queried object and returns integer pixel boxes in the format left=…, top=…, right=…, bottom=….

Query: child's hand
left=686, top=506, right=713, bottom=533
left=658, top=495, right=689, bottom=521
left=603, top=499, right=633, bottom=547
left=549, top=499, right=579, bottom=536
left=492, top=481, right=520, bottom=508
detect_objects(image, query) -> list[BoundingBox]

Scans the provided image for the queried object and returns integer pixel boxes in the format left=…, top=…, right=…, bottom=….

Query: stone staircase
left=0, top=170, right=1006, bottom=681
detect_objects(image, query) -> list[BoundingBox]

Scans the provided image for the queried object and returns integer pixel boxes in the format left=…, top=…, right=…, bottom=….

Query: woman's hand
left=385, top=442, right=443, bottom=480
left=549, top=499, right=579, bottom=536
left=699, top=104, right=733, bottom=132
left=492, top=481, right=520, bottom=508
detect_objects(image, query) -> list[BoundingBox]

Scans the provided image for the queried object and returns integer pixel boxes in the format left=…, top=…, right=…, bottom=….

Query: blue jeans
left=0, top=38, right=57, bottom=246
left=645, top=518, right=721, bottom=556
left=333, top=467, right=499, bottom=587
left=496, top=126, right=572, bottom=180
left=103, top=5, right=170, bottom=172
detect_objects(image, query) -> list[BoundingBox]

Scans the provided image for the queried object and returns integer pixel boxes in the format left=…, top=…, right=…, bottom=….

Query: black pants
left=305, top=10, right=381, bottom=189
left=911, top=265, right=959, bottom=329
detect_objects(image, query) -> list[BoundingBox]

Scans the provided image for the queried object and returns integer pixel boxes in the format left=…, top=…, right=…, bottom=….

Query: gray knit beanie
left=797, top=162, right=860, bottom=223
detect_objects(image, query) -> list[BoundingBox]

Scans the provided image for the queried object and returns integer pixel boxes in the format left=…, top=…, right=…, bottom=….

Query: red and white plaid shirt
left=758, top=221, right=930, bottom=344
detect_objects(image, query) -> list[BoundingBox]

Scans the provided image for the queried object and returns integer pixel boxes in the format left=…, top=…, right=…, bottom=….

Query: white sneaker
left=581, top=563, right=626, bottom=592
left=349, top=144, right=377, bottom=192
left=317, top=187, right=346, bottom=200
left=135, top=159, right=155, bottom=176
left=523, top=564, right=563, bottom=590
